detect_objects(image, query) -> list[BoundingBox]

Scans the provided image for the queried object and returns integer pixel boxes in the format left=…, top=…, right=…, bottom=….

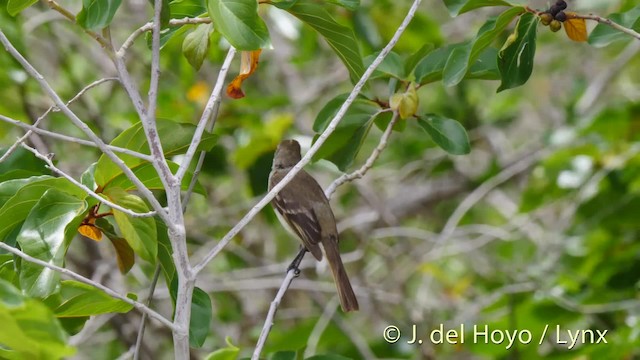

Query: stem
left=569, top=13, right=640, bottom=41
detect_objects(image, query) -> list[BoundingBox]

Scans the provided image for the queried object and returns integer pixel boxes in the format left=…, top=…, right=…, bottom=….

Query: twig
left=304, top=297, right=339, bottom=358
left=0, top=241, right=175, bottom=330
left=21, top=144, right=157, bottom=217
left=325, top=111, right=398, bottom=198
left=251, top=269, right=297, bottom=360
left=133, top=266, right=161, bottom=360
left=175, top=47, right=236, bottom=182
left=40, top=0, right=111, bottom=48
left=1, top=77, right=121, bottom=163
left=192, top=0, right=424, bottom=276
left=0, top=30, right=168, bottom=221
left=118, top=17, right=212, bottom=56
left=1, top=116, right=153, bottom=161
left=568, top=13, right=640, bottom=41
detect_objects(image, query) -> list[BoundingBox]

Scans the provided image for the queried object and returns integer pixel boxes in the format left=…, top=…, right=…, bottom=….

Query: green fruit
left=390, top=85, right=419, bottom=120
left=550, top=20, right=562, bottom=32
left=540, top=13, right=553, bottom=26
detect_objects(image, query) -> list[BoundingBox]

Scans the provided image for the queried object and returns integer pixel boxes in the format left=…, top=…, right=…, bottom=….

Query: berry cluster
left=540, top=0, right=568, bottom=32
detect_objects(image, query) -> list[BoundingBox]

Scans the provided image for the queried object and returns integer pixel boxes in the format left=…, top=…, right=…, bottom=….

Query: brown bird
left=268, top=139, right=359, bottom=312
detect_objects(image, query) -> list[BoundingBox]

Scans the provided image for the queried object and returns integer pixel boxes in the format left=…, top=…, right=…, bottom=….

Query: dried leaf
left=109, top=237, right=135, bottom=274
left=78, top=224, right=103, bottom=242
left=226, top=49, right=262, bottom=99
left=564, top=14, right=588, bottom=42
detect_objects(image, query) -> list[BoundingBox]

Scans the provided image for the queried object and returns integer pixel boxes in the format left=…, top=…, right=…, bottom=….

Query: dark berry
left=555, top=11, right=567, bottom=22
left=555, top=0, right=568, bottom=10
left=549, top=4, right=561, bottom=16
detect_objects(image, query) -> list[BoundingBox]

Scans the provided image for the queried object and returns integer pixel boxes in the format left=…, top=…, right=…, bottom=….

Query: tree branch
left=118, top=17, right=212, bottom=57
left=192, top=0, right=424, bottom=276
left=0, top=241, right=175, bottom=331
left=569, top=13, right=640, bottom=41
left=21, top=144, right=157, bottom=217
left=40, top=0, right=111, bottom=48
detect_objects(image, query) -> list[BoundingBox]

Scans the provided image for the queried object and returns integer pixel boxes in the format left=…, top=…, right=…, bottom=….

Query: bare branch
left=192, top=0, right=425, bottom=276
left=0, top=30, right=168, bottom=220
left=325, top=111, right=398, bottom=198
left=118, top=17, right=212, bottom=56
left=175, top=47, right=236, bottom=182
left=21, top=144, right=157, bottom=217
left=0, top=241, right=175, bottom=331
left=40, top=0, right=111, bottom=48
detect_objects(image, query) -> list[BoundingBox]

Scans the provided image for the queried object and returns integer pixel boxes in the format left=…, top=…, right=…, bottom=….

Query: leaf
left=76, top=0, right=123, bottom=30
left=0, top=147, right=47, bottom=178
left=105, top=160, right=207, bottom=196
left=306, top=355, right=353, bottom=360
left=442, top=44, right=472, bottom=87
left=466, top=47, right=500, bottom=80
left=269, top=351, right=296, bottom=360
left=95, top=218, right=135, bottom=274
left=227, top=50, right=262, bottom=99
left=157, top=220, right=175, bottom=281
left=78, top=224, right=103, bottom=242
left=94, top=118, right=217, bottom=189
left=0, top=279, right=75, bottom=359
left=103, top=187, right=157, bottom=263
left=17, top=189, right=87, bottom=298
left=312, top=95, right=382, bottom=170
left=286, top=0, right=364, bottom=84
left=405, top=43, right=434, bottom=76
left=564, top=15, right=587, bottom=42
left=204, top=337, right=239, bottom=360
left=327, top=0, right=359, bottom=10
left=183, top=23, right=214, bottom=70
left=442, top=0, right=511, bottom=16
left=189, top=287, right=212, bottom=347
left=588, top=6, right=640, bottom=47
left=206, top=0, right=270, bottom=50
left=53, top=280, right=134, bottom=317
left=414, top=44, right=462, bottom=84
left=0, top=175, right=51, bottom=208
left=7, top=0, right=38, bottom=16
left=497, top=13, right=538, bottom=92
left=363, top=51, right=405, bottom=79
left=417, top=115, right=470, bottom=155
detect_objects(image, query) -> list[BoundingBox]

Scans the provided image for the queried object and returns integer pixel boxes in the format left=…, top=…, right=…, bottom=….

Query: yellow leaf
left=564, top=14, right=587, bottom=42
left=226, top=50, right=262, bottom=99
left=78, top=224, right=102, bottom=242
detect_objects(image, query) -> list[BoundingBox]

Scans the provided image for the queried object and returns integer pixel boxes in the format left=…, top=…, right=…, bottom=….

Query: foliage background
left=1, top=0, right=640, bottom=358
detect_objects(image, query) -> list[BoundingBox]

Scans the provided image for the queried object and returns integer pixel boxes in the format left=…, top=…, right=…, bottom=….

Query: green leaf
left=171, top=0, right=207, bottom=17
left=156, top=220, right=175, bottom=282
left=326, top=0, right=359, bottom=11
left=0, top=178, right=87, bottom=243
left=417, top=115, right=470, bottom=155
left=207, top=0, right=270, bottom=50
left=94, top=119, right=217, bottom=189
left=588, top=6, right=640, bottom=47
left=189, top=287, right=212, bottom=347
left=103, top=188, right=157, bottom=263
left=363, top=51, right=405, bottom=79
left=442, top=44, right=472, bottom=87
left=497, top=13, right=538, bottom=92
left=306, top=355, right=353, bottom=360
left=466, top=47, right=499, bottom=80
left=0, top=279, right=75, bottom=359
left=312, top=95, right=382, bottom=170
left=0, top=175, right=52, bottom=208
left=405, top=43, right=435, bottom=77
left=53, top=280, right=134, bottom=317
left=286, top=0, right=364, bottom=84
left=106, top=158, right=207, bottom=195
left=183, top=23, right=214, bottom=70
left=6, top=0, right=38, bottom=16
left=443, top=0, right=511, bottom=16
left=17, top=189, right=87, bottom=298
left=76, top=0, right=123, bottom=30
left=269, top=351, right=296, bottom=360
left=204, top=337, right=239, bottom=360
left=414, top=44, right=462, bottom=84
left=0, top=147, right=47, bottom=178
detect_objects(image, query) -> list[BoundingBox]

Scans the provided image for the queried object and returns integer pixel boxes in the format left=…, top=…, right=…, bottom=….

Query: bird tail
left=323, top=239, right=359, bottom=312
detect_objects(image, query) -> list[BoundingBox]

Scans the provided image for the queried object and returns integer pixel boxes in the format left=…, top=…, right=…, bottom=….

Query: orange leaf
left=78, top=224, right=103, bottom=242
left=564, top=14, right=587, bottom=42
left=226, top=49, right=262, bottom=99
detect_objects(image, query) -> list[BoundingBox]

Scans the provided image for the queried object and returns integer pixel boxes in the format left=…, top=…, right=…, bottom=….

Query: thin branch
left=0, top=30, right=168, bottom=221
left=325, top=111, right=398, bottom=198
left=568, top=13, right=640, bottom=41
left=192, top=0, right=424, bottom=276
left=0, top=241, right=175, bottom=331
left=251, top=269, right=297, bottom=360
left=304, top=297, right=339, bottom=358
left=175, top=47, right=236, bottom=182
left=40, top=0, right=111, bottom=48
left=21, top=144, right=157, bottom=217
left=118, top=17, right=212, bottom=56
left=1, top=115, right=153, bottom=161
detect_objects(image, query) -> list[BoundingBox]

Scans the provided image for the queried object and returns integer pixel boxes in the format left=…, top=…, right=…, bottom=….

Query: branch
left=0, top=30, right=168, bottom=221
left=133, top=266, right=161, bottom=360
left=0, top=241, right=175, bottom=331
left=175, top=47, right=236, bottom=182
left=192, top=0, right=424, bottom=276
left=325, top=111, right=398, bottom=199
left=21, top=144, right=157, bottom=217
left=118, top=17, right=212, bottom=56
left=1, top=115, right=152, bottom=162
left=251, top=269, right=297, bottom=360
left=568, top=13, right=640, bottom=41
left=40, top=0, right=111, bottom=48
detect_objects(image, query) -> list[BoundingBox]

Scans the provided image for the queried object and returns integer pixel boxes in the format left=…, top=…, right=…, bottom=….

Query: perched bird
left=269, top=139, right=359, bottom=312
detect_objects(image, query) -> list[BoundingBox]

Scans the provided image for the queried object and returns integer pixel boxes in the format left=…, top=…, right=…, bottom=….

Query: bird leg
left=287, top=246, right=307, bottom=276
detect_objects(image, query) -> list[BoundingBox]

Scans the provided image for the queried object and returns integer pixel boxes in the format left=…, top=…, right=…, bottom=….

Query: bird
left=268, top=139, right=359, bottom=312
